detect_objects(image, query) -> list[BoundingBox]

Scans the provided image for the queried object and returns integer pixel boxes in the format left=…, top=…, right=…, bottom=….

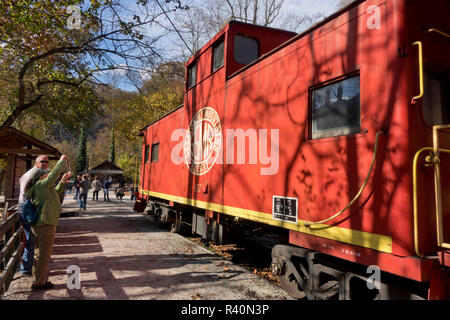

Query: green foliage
left=0, top=0, right=188, bottom=130
left=109, top=127, right=115, bottom=164
left=0, top=0, right=101, bottom=128
left=108, top=61, right=185, bottom=143
left=75, top=127, right=87, bottom=174
left=117, top=152, right=141, bottom=185
left=33, top=84, right=101, bottom=133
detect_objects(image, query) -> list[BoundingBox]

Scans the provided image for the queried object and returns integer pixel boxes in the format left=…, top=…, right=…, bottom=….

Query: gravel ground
left=2, top=192, right=292, bottom=300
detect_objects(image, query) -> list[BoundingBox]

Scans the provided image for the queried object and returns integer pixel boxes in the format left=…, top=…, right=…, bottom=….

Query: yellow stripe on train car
left=141, top=189, right=392, bottom=254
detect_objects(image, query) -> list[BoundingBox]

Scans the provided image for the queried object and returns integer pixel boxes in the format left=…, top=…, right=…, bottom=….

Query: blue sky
left=284, top=0, right=342, bottom=16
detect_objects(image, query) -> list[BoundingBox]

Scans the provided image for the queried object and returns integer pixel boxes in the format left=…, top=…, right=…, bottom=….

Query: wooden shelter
left=0, top=127, right=61, bottom=210
left=88, top=160, right=124, bottom=183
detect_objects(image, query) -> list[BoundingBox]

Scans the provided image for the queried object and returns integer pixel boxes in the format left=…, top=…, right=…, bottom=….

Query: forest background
left=0, top=0, right=353, bottom=189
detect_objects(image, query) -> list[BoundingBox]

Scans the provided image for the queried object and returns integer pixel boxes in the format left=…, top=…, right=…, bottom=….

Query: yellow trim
left=142, top=189, right=392, bottom=253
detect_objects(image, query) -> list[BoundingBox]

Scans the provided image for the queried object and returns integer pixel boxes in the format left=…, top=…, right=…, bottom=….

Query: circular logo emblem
left=183, top=107, right=222, bottom=176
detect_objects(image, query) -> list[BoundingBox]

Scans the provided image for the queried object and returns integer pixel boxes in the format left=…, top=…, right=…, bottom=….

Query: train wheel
left=279, top=263, right=307, bottom=299
left=169, top=211, right=181, bottom=233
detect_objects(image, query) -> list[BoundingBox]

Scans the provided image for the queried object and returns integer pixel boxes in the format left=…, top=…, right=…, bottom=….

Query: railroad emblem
left=183, top=107, right=222, bottom=175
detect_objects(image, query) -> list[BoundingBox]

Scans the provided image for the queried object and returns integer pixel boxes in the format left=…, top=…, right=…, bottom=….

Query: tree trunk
left=1, top=95, right=43, bottom=128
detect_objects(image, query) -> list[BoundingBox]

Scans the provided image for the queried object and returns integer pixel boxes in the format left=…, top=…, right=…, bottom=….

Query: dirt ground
left=2, top=191, right=292, bottom=300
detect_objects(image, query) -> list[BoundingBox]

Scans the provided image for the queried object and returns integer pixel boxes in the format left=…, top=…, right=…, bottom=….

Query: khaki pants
left=31, top=224, right=56, bottom=286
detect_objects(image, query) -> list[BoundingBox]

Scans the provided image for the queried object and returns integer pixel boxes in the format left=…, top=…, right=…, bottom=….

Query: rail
left=0, top=206, right=23, bottom=295
left=426, top=28, right=450, bottom=39
left=304, top=130, right=383, bottom=228
left=413, top=125, right=450, bottom=257
left=411, top=41, right=424, bottom=104
left=432, top=125, right=450, bottom=250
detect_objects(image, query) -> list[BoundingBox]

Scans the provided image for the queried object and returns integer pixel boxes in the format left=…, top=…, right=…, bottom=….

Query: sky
left=284, top=0, right=342, bottom=17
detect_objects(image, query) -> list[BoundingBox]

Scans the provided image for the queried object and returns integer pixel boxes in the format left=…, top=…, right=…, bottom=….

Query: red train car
left=136, top=0, right=450, bottom=299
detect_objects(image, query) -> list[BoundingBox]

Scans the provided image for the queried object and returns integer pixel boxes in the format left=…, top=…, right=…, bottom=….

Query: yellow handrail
left=413, top=147, right=434, bottom=258
left=413, top=141, right=450, bottom=257
left=432, top=125, right=450, bottom=250
left=427, top=28, right=450, bottom=39
left=411, top=41, right=424, bottom=104
left=304, top=131, right=383, bottom=228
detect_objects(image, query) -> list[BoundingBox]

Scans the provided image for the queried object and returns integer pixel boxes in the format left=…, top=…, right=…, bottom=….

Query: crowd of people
left=17, top=154, right=139, bottom=291
left=64, top=174, right=138, bottom=210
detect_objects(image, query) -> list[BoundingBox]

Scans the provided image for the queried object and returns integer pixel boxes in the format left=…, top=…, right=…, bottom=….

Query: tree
left=0, top=0, right=189, bottom=129
left=223, top=0, right=285, bottom=26
left=75, top=127, right=87, bottom=175
left=109, top=126, right=116, bottom=164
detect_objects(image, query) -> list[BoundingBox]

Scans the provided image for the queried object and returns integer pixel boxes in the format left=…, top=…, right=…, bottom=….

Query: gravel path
left=2, top=192, right=291, bottom=300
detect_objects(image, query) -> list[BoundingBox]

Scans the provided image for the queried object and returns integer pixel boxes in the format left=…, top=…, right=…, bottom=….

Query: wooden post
left=4, top=154, right=16, bottom=200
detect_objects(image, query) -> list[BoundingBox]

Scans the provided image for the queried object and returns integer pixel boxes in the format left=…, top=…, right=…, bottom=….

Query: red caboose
left=136, top=0, right=450, bottom=299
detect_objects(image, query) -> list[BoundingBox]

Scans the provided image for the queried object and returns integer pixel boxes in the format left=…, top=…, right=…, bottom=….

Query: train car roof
left=227, top=0, right=366, bottom=78
left=185, top=19, right=298, bottom=67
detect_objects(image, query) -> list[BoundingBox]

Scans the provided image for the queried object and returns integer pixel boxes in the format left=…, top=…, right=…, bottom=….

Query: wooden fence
left=0, top=203, right=23, bottom=295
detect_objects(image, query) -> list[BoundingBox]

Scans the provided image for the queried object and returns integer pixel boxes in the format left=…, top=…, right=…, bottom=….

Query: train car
left=135, top=0, right=450, bottom=299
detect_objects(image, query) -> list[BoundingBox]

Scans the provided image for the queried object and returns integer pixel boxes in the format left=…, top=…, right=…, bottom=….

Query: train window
left=187, top=62, right=197, bottom=89
left=144, top=145, right=150, bottom=163
left=151, top=142, right=159, bottom=163
left=234, top=35, right=258, bottom=65
left=423, top=68, right=450, bottom=125
left=212, top=39, right=224, bottom=72
left=311, top=75, right=361, bottom=139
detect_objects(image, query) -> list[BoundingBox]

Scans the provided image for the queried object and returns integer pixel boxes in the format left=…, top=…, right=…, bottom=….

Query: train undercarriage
left=138, top=197, right=433, bottom=300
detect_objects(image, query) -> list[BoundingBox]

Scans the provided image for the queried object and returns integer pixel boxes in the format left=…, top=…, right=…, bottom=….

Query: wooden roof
left=0, top=126, right=61, bottom=160
left=89, top=160, right=124, bottom=172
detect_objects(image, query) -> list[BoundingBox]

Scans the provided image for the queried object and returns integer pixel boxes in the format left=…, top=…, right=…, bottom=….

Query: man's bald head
left=35, top=155, right=49, bottom=169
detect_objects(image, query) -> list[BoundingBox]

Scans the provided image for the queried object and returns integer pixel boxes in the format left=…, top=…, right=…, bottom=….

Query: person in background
left=103, top=178, right=111, bottom=201
left=64, top=180, right=72, bottom=196
left=91, top=176, right=101, bottom=201
left=25, top=155, right=71, bottom=290
left=130, top=185, right=135, bottom=200
left=73, top=175, right=81, bottom=200
left=116, top=186, right=125, bottom=200
left=78, top=174, right=90, bottom=210
left=17, top=155, right=49, bottom=276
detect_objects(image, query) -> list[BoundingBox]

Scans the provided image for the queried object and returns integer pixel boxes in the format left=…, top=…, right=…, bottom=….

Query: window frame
left=233, top=34, right=259, bottom=66
left=187, top=61, right=197, bottom=89
left=151, top=142, right=160, bottom=163
left=212, top=38, right=225, bottom=73
left=309, top=73, right=361, bottom=140
left=144, top=145, right=150, bottom=163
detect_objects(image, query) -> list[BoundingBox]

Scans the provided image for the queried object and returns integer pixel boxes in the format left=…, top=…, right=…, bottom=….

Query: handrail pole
left=411, top=41, right=424, bottom=104
left=432, top=125, right=450, bottom=249
left=427, top=28, right=450, bottom=39
left=433, top=126, right=444, bottom=247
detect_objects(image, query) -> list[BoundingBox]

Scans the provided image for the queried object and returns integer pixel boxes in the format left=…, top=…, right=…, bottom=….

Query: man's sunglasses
left=40, top=161, right=49, bottom=164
